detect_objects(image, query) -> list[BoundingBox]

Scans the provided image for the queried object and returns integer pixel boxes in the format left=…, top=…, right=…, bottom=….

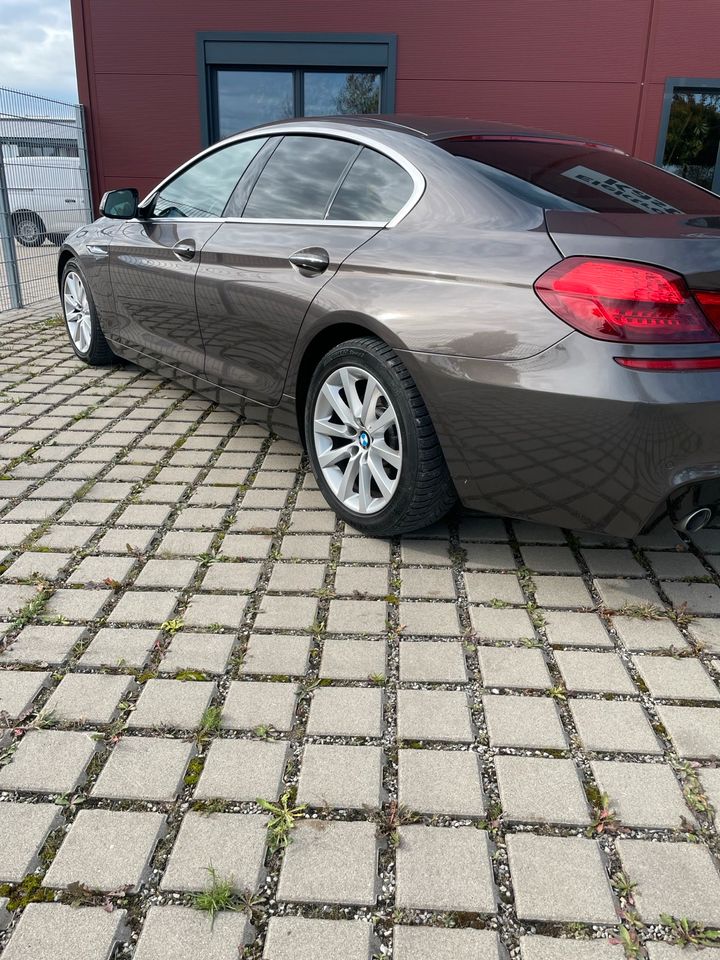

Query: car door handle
left=289, top=247, right=330, bottom=275
left=172, top=240, right=196, bottom=261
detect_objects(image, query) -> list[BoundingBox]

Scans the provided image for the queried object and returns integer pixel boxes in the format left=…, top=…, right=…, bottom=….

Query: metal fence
left=0, top=86, right=93, bottom=312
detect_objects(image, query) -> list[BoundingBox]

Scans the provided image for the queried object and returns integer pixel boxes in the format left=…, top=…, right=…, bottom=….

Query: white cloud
left=0, top=0, right=77, bottom=103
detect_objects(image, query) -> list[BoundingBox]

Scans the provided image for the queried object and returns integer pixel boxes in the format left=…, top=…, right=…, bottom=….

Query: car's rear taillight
left=534, top=257, right=720, bottom=343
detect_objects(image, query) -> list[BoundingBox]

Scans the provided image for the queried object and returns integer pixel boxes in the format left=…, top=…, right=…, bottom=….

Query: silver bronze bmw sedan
left=58, top=115, right=720, bottom=538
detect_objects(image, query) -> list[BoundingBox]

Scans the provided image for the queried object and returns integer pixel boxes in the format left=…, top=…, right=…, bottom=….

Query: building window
left=658, top=79, right=720, bottom=192
left=198, top=32, right=396, bottom=145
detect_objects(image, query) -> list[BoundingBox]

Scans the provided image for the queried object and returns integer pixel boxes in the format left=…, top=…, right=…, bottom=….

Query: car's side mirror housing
left=99, top=188, right=139, bottom=219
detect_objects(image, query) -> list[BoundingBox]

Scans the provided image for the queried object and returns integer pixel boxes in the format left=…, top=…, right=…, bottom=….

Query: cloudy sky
left=0, top=0, right=77, bottom=103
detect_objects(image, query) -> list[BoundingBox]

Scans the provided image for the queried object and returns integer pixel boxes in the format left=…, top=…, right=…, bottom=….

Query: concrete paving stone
left=195, top=739, right=288, bottom=801
left=394, top=926, right=502, bottom=960
left=533, top=576, right=595, bottom=609
left=519, top=936, right=623, bottom=959
left=479, top=646, right=552, bottom=689
left=280, top=535, right=331, bottom=561
left=570, top=700, right=662, bottom=754
left=0, top=523, right=35, bottom=548
left=82, top=481, right=135, bottom=502
left=645, top=946, right=694, bottom=960
left=0, top=802, right=62, bottom=882
left=241, top=634, right=312, bottom=676
left=320, top=637, right=386, bottom=680
left=464, top=542, right=516, bottom=570
left=656, top=704, right=720, bottom=758
left=496, top=756, right=590, bottom=824
left=95, top=527, right=157, bottom=554
left=465, top=571, right=524, bottom=605
left=508, top=834, right=616, bottom=923
left=334, top=564, right=390, bottom=599
left=401, top=567, right=456, bottom=600
left=635, top=655, right=719, bottom=701
left=612, top=614, right=689, bottom=651
left=0, top=670, right=49, bottom=719
left=287, top=510, right=336, bottom=533
left=686, top=617, right=720, bottom=655
left=108, top=590, right=180, bottom=625
left=27, top=480, right=84, bottom=499
left=184, top=593, right=248, bottom=628
left=78, top=627, right=160, bottom=669
left=470, top=606, right=536, bottom=642
left=690, top=529, right=720, bottom=553
left=0, top=903, right=129, bottom=960
left=0, top=583, right=36, bottom=616
left=248, top=470, right=294, bottom=489
left=397, top=689, right=473, bottom=742
left=4, top=500, right=64, bottom=522
left=67, top=555, right=137, bottom=586
left=521, top=545, right=580, bottom=575
left=2, top=551, right=72, bottom=581
left=161, top=812, right=266, bottom=892
left=42, top=673, right=133, bottom=724
left=0, top=729, right=98, bottom=793
left=645, top=550, right=707, bottom=580
left=591, top=760, right=691, bottom=828
left=0, top=625, right=85, bottom=666
left=395, top=826, right=495, bottom=912
left=92, top=737, right=195, bottom=801
left=594, top=578, right=662, bottom=610
left=263, top=916, right=375, bottom=960
left=307, top=686, right=383, bottom=737
left=62, top=502, right=116, bottom=524
left=399, top=640, right=467, bottom=682
left=229, top=509, right=282, bottom=533
left=544, top=611, right=613, bottom=647
left=617, top=838, right=720, bottom=924
left=35, top=525, right=98, bottom=551
left=244, top=488, right=289, bottom=509
left=154, top=529, right=216, bottom=559
left=255, top=594, right=319, bottom=632
left=200, top=561, right=263, bottom=592
left=134, top=906, right=250, bottom=960
left=341, top=537, right=391, bottom=564
left=0, top=896, right=8, bottom=931
left=128, top=679, right=215, bottom=730
left=135, top=559, right=199, bottom=588
left=158, top=632, right=235, bottom=674
left=297, top=743, right=384, bottom=809
left=43, top=588, right=112, bottom=621
left=398, top=748, right=484, bottom=816
left=555, top=650, right=636, bottom=694
left=663, top=581, right=720, bottom=615
left=483, top=695, right=567, bottom=749
left=400, top=539, right=452, bottom=566
left=399, top=601, right=461, bottom=636
left=44, top=809, right=166, bottom=892
left=156, top=467, right=202, bottom=484
left=221, top=680, right=298, bottom=731
left=327, top=598, right=387, bottom=634
left=582, top=549, right=645, bottom=578
left=173, top=507, right=226, bottom=530
left=137, top=483, right=188, bottom=503
left=277, top=819, right=377, bottom=905
left=268, top=562, right=326, bottom=594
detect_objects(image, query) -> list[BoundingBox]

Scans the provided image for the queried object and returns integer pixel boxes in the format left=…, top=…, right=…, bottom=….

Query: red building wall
left=70, top=0, right=720, bottom=206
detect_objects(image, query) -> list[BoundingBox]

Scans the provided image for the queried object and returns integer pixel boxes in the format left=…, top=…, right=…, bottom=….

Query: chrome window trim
left=137, top=216, right=387, bottom=228
left=139, top=122, right=425, bottom=229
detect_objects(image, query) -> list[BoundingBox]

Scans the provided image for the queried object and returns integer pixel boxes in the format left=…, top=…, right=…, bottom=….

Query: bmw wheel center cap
left=359, top=431, right=370, bottom=449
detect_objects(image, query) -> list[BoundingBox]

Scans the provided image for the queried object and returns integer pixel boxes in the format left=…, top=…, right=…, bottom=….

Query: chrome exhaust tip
left=676, top=507, right=713, bottom=533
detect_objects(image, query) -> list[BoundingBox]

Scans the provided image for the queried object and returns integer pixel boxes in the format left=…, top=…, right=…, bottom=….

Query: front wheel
left=304, top=337, right=456, bottom=536
left=61, top=259, right=119, bottom=365
left=13, top=211, right=46, bottom=247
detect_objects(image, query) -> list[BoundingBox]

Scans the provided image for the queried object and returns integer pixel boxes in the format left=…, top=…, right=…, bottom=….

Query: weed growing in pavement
left=611, top=871, right=637, bottom=904
left=586, top=786, right=621, bottom=835
left=666, top=602, right=695, bottom=628
left=616, top=602, right=664, bottom=620
left=161, top=618, right=184, bottom=634
left=660, top=915, right=720, bottom=947
left=196, top=705, right=222, bottom=741
left=192, top=866, right=239, bottom=925
left=258, top=792, right=307, bottom=852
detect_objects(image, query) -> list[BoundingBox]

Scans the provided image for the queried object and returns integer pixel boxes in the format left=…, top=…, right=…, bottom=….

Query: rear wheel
left=304, top=337, right=456, bottom=536
left=61, top=259, right=119, bottom=365
left=13, top=211, right=46, bottom=247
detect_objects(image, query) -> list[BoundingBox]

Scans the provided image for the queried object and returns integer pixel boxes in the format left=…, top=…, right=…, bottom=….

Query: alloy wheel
left=63, top=271, right=92, bottom=353
left=312, top=364, right=402, bottom=514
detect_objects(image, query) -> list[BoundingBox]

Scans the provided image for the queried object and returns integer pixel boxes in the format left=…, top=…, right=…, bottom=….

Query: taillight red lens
left=615, top=357, right=720, bottom=371
left=534, top=257, right=720, bottom=343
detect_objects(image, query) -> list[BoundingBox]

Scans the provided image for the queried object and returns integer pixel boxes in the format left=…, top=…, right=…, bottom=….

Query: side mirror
left=99, top=188, right=139, bottom=219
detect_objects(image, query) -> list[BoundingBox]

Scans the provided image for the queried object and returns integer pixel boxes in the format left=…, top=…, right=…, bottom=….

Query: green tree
left=335, top=74, right=380, bottom=115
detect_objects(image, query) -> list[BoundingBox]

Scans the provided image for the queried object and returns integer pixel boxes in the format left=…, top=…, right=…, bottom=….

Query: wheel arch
left=57, top=248, right=76, bottom=292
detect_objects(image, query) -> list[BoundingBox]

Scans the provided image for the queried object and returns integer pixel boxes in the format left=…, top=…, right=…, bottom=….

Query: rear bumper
left=400, top=334, right=720, bottom=538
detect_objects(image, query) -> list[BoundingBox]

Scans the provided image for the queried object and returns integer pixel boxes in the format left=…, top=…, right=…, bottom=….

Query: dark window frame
left=196, top=31, right=397, bottom=146
left=656, top=77, right=720, bottom=193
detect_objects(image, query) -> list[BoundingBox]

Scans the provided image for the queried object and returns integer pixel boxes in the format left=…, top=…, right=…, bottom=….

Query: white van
left=4, top=154, right=89, bottom=246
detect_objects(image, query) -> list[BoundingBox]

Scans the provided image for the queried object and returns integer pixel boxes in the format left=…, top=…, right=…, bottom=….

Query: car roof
left=250, top=113, right=615, bottom=147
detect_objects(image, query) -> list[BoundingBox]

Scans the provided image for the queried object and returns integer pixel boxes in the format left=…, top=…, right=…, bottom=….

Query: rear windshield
left=439, top=139, right=720, bottom=214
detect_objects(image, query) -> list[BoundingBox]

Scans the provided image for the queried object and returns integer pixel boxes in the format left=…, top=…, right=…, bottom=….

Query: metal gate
left=0, top=86, right=93, bottom=312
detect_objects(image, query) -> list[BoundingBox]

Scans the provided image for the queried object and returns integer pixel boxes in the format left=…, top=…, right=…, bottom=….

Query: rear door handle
left=289, top=247, right=330, bottom=276
left=172, top=239, right=196, bottom=261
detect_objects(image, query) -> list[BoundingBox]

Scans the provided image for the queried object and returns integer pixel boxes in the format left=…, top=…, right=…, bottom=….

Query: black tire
left=13, top=211, right=46, bottom=247
left=304, top=336, right=457, bottom=536
left=61, top=258, right=120, bottom=366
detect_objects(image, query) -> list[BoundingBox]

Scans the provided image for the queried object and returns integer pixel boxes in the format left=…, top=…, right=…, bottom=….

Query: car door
left=106, top=137, right=267, bottom=374
left=195, top=135, right=400, bottom=406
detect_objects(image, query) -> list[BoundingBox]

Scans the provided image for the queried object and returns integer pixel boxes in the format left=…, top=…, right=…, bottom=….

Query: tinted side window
left=244, top=136, right=358, bottom=219
left=152, top=139, right=265, bottom=218
left=328, top=148, right=414, bottom=221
